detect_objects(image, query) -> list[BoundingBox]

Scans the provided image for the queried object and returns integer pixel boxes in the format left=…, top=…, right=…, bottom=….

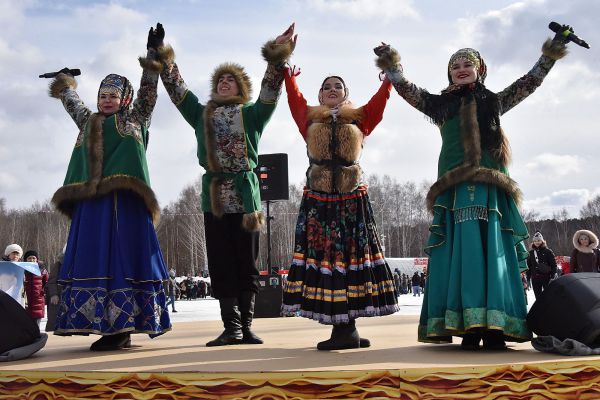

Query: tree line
left=1, top=177, right=599, bottom=275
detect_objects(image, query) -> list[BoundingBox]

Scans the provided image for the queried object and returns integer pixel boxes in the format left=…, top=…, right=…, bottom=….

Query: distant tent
left=385, top=258, right=428, bottom=276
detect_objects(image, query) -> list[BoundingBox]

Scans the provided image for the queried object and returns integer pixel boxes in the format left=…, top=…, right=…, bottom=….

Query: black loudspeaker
left=527, top=273, right=600, bottom=347
left=255, top=153, right=289, bottom=201
left=254, top=274, right=282, bottom=318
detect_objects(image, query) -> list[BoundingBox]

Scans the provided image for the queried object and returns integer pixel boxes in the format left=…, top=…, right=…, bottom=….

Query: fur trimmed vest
left=51, top=112, right=160, bottom=224
left=305, top=105, right=365, bottom=193
left=50, top=50, right=165, bottom=224
left=426, top=94, right=520, bottom=211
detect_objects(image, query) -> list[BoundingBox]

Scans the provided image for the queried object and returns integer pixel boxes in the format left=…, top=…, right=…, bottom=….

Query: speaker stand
left=265, top=200, right=277, bottom=275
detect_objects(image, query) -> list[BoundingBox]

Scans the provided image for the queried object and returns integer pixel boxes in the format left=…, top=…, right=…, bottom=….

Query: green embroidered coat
left=51, top=49, right=161, bottom=223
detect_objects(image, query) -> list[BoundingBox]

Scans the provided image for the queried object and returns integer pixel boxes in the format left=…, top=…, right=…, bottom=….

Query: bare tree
left=581, top=195, right=600, bottom=219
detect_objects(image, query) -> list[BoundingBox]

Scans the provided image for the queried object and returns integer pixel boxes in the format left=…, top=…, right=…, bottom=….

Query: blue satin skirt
left=55, top=190, right=171, bottom=337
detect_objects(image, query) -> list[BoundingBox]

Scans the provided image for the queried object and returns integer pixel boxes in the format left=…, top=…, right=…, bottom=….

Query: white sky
left=1, top=0, right=599, bottom=218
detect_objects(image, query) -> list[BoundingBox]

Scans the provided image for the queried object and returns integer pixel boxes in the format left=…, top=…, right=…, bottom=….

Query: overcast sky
left=1, top=0, right=598, bottom=218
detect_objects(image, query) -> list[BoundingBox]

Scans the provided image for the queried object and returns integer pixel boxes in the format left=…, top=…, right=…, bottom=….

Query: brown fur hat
left=210, top=63, right=252, bottom=103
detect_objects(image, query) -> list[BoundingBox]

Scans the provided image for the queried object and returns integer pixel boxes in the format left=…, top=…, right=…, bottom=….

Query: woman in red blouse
left=281, top=54, right=400, bottom=350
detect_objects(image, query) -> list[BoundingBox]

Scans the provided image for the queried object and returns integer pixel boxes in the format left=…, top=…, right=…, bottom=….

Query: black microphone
left=38, top=68, right=81, bottom=78
left=549, top=22, right=590, bottom=49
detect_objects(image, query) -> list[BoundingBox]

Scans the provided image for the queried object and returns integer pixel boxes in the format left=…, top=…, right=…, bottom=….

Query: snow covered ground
left=40, top=289, right=538, bottom=329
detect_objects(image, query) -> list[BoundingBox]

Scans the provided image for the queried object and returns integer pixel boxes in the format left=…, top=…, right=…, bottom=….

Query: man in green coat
left=158, top=24, right=296, bottom=346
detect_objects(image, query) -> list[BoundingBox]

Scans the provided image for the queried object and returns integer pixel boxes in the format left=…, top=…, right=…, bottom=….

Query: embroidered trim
left=454, top=206, right=489, bottom=223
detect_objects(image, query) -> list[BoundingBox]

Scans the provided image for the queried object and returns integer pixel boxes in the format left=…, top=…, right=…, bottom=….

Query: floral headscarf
left=447, top=48, right=487, bottom=85
left=97, top=74, right=134, bottom=113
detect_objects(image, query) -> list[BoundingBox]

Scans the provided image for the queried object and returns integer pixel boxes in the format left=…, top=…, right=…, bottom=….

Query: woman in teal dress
left=374, top=26, right=570, bottom=349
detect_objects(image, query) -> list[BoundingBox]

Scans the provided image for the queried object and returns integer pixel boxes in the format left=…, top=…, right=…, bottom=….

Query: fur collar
left=306, top=105, right=364, bottom=124
left=573, top=229, right=599, bottom=253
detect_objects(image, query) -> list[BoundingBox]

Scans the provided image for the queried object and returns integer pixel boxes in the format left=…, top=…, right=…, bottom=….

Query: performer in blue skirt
left=48, top=24, right=171, bottom=351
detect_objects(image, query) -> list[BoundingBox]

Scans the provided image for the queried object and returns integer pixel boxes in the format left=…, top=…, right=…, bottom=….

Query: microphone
left=549, top=22, right=590, bottom=49
left=39, top=68, right=81, bottom=78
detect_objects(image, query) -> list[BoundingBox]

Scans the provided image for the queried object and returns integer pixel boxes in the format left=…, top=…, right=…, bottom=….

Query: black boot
left=317, top=320, right=360, bottom=351
left=460, top=332, right=482, bottom=350
left=239, top=291, right=263, bottom=344
left=90, top=332, right=131, bottom=351
left=206, top=298, right=243, bottom=347
left=482, top=329, right=507, bottom=350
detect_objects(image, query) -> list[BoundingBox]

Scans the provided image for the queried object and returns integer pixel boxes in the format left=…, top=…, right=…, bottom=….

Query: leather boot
left=206, top=298, right=243, bottom=347
left=317, top=320, right=360, bottom=351
left=482, top=329, right=507, bottom=350
left=460, top=332, right=482, bottom=350
left=90, top=332, right=131, bottom=351
left=239, top=291, right=263, bottom=344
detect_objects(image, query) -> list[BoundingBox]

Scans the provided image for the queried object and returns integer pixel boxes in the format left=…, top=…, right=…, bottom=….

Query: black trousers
left=204, top=212, right=260, bottom=299
left=532, top=275, right=551, bottom=300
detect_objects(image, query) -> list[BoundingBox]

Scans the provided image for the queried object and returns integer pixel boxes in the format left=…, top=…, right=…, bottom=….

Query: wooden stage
left=2, top=315, right=600, bottom=399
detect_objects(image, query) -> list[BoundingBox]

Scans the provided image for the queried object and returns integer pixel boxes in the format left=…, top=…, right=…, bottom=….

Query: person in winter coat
left=280, top=34, right=399, bottom=351
left=166, top=269, right=180, bottom=313
left=3, top=244, right=22, bottom=263
left=47, top=24, right=171, bottom=351
left=411, top=272, right=421, bottom=297
left=571, top=230, right=600, bottom=273
left=2, top=244, right=23, bottom=302
left=158, top=24, right=296, bottom=347
left=45, top=248, right=64, bottom=332
left=22, top=250, right=49, bottom=327
left=526, top=231, right=557, bottom=300
left=374, top=23, right=571, bottom=350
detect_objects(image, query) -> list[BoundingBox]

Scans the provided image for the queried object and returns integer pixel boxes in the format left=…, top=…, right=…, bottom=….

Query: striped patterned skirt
left=281, top=186, right=399, bottom=325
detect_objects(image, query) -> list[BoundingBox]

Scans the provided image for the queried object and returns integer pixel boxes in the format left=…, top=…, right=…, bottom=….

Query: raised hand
left=553, top=24, right=573, bottom=44
left=276, top=22, right=297, bottom=45
left=147, top=22, right=165, bottom=50
left=374, top=42, right=391, bottom=57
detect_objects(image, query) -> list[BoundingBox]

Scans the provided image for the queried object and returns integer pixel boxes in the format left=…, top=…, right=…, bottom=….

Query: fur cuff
left=49, top=73, right=77, bottom=98
left=139, top=45, right=175, bottom=73
left=542, top=38, right=568, bottom=60
left=242, top=211, right=265, bottom=232
left=261, top=39, right=295, bottom=65
left=158, top=45, right=175, bottom=64
left=138, top=56, right=163, bottom=73
left=376, top=47, right=401, bottom=71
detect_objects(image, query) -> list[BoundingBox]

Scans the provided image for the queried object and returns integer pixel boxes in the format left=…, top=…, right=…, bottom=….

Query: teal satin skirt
left=418, top=182, right=531, bottom=343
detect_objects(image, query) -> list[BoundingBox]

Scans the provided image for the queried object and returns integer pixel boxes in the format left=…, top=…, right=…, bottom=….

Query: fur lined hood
left=573, top=229, right=599, bottom=253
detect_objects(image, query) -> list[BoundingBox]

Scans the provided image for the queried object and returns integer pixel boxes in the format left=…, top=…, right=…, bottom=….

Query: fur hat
left=4, top=244, right=23, bottom=257
left=210, top=63, right=252, bottom=103
left=23, top=250, right=39, bottom=261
